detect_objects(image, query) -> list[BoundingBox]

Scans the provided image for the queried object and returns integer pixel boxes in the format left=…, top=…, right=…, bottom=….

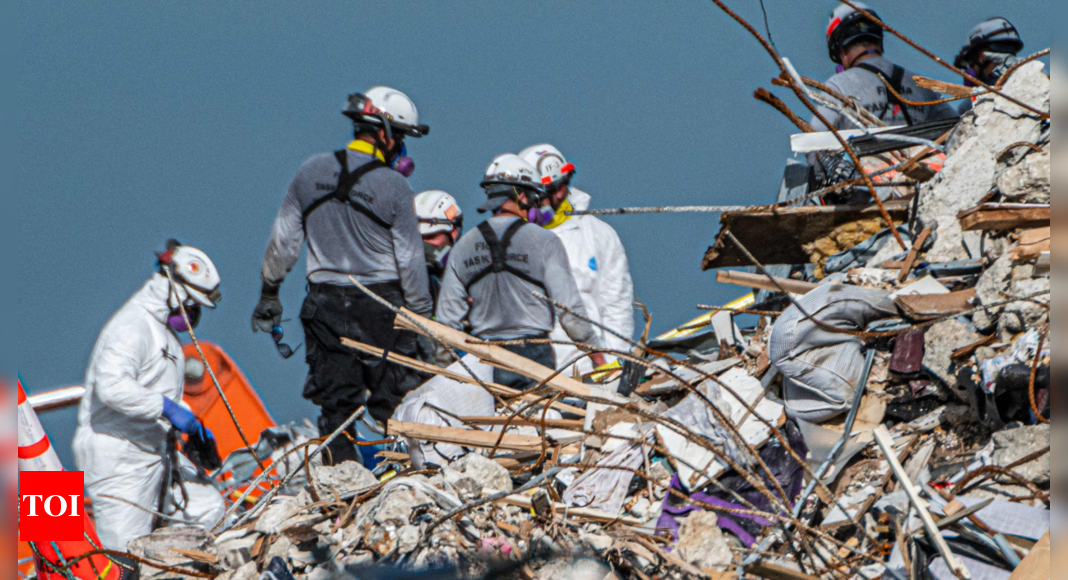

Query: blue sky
left=18, top=1, right=1049, bottom=466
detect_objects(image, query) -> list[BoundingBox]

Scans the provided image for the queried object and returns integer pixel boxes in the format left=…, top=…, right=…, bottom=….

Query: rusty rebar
left=755, top=88, right=815, bottom=132
left=998, top=141, right=1045, bottom=162
left=1030, top=333, right=1049, bottom=424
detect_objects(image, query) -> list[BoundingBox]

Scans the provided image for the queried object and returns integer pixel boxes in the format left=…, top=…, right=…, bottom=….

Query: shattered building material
left=701, top=201, right=910, bottom=270
left=957, top=203, right=1050, bottom=232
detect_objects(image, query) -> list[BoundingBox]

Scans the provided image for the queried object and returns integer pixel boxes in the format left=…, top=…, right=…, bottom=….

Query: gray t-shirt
left=260, top=148, right=433, bottom=315
left=810, top=56, right=959, bottom=132
left=435, top=215, right=600, bottom=345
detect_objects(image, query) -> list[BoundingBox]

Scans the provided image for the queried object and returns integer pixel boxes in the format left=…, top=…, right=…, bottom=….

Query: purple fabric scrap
left=655, top=473, right=774, bottom=548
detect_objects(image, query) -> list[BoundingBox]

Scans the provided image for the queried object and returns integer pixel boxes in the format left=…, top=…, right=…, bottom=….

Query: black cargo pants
left=300, top=282, right=425, bottom=465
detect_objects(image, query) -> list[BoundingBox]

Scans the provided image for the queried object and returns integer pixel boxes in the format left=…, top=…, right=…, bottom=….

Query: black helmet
left=826, top=3, right=884, bottom=65
left=954, top=17, right=1024, bottom=70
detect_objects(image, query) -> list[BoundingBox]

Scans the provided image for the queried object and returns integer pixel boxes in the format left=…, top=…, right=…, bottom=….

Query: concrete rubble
left=126, top=55, right=1049, bottom=580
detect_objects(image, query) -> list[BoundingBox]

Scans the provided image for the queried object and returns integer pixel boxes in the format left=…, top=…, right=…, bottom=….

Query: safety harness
left=464, top=220, right=552, bottom=317
left=302, top=149, right=389, bottom=231
left=855, top=62, right=915, bottom=126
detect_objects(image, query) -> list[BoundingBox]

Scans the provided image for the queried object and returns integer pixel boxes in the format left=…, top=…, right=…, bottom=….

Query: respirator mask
left=424, top=240, right=452, bottom=276
left=389, top=141, right=415, bottom=178
left=168, top=299, right=202, bottom=333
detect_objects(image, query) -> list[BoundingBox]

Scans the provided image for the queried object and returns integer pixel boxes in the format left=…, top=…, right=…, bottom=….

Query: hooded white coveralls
left=72, top=274, right=226, bottom=550
left=547, top=188, right=636, bottom=376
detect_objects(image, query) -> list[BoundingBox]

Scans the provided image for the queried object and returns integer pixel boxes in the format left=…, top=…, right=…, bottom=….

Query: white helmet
left=414, top=190, right=463, bottom=239
left=519, top=143, right=576, bottom=189
left=342, top=86, right=428, bottom=138
left=478, top=154, right=544, bottom=213
left=158, top=240, right=222, bottom=308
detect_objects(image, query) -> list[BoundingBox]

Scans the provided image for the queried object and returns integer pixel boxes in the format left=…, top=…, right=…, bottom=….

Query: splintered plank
left=702, top=201, right=910, bottom=270
left=388, top=420, right=544, bottom=453
left=913, top=76, right=973, bottom=98
left=387, top=306, right=628, bottom=405
left=958, top=204, right=1050, bottom=232
left=341, top=337, right=587, bottom=417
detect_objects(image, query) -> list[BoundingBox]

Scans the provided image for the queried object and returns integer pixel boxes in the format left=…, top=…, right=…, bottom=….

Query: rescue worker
left=435, top=154, right=608, bottom=390
left=253, top=87, right=433, bottom=465
left=73, top=241, right=226, bottom=550
left=414, top=190, right=464, bottom=307
left=954, top=18, right=1025, bottom=114
left=518, top=144, right=635, bottom=376
left=813, top=2, right=958, bottom=132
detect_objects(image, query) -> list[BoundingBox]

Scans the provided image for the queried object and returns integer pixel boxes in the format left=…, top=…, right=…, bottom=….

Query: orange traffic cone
left=17, top=379, right=134, bottom=580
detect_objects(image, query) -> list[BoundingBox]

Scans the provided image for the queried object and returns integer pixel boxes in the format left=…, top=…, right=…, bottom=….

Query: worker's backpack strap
left=465, top=220, right=549, bottom=296
left=856, top=63, right=915, bottom=126
left=302, top=149, right=389, bottom=231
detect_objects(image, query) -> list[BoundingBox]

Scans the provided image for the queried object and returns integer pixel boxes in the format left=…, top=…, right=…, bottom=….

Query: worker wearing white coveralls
left=519, top=144, right=635, bottom=376
left=73, top=242, right=227, bottom=550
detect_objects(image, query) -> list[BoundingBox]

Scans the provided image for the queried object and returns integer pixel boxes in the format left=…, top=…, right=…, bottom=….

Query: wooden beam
left=913, top=76, right=973, bottom=98
left=702, top=201, right=910, bottom=270
left=1012, top=227, right=1051, bottom=262
left=459, top=416, right=585, bottom=431
left=341, top=337, right=587, bottom=417
left=387, top=420, right=544, bottom=453
left=715, top=270, right=818, bottom=295
left=389, top=309, right=628, bottom=404
left=898, top=227, right=933, bottom=283
left=958, top=204, right=1050, bottom=232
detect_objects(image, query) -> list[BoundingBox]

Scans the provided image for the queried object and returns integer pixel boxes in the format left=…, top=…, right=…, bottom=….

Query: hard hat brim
left=343, top=112, right=429, bottom=138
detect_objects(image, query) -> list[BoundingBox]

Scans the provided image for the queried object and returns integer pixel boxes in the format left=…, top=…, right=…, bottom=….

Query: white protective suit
left=72, top=274, right=226, bottom=550
left=547, top=188, right=636, bottom=376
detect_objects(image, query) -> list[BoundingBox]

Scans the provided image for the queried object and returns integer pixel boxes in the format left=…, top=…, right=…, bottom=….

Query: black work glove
left=183, top=425, right=223, bottom=472
left=252, top=282, right=283, bottom=333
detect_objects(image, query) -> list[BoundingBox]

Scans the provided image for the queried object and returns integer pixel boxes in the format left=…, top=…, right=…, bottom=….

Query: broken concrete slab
left=972, top=252, right=1014, bottom=330
left=214, top=535, right=259, bottom=570
left=442, top=452, right=513, bottom=494
left=992, top=424, right=1050, bottom=485
left=922, top=319, right=980, bottom=387
left=128, top=526, right=215, bottom=568
left=253, top=498, right=301, bottom=535
left=921, top=62, right=1049, bottom=263
left=997, top=149, right=1050, bottom=203
left=311, top=460, right=379, bottom=497
left=674, top=511, right=734, bottom=572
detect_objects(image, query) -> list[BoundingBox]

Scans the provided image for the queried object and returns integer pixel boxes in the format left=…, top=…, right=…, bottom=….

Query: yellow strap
left=347, top=140, right=386, bottom=163
left=543, top=198, right=574, bottom=230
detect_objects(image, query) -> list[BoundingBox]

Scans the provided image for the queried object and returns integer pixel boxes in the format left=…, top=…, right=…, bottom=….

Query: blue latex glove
left=162, top=397, right=203, bottom=435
